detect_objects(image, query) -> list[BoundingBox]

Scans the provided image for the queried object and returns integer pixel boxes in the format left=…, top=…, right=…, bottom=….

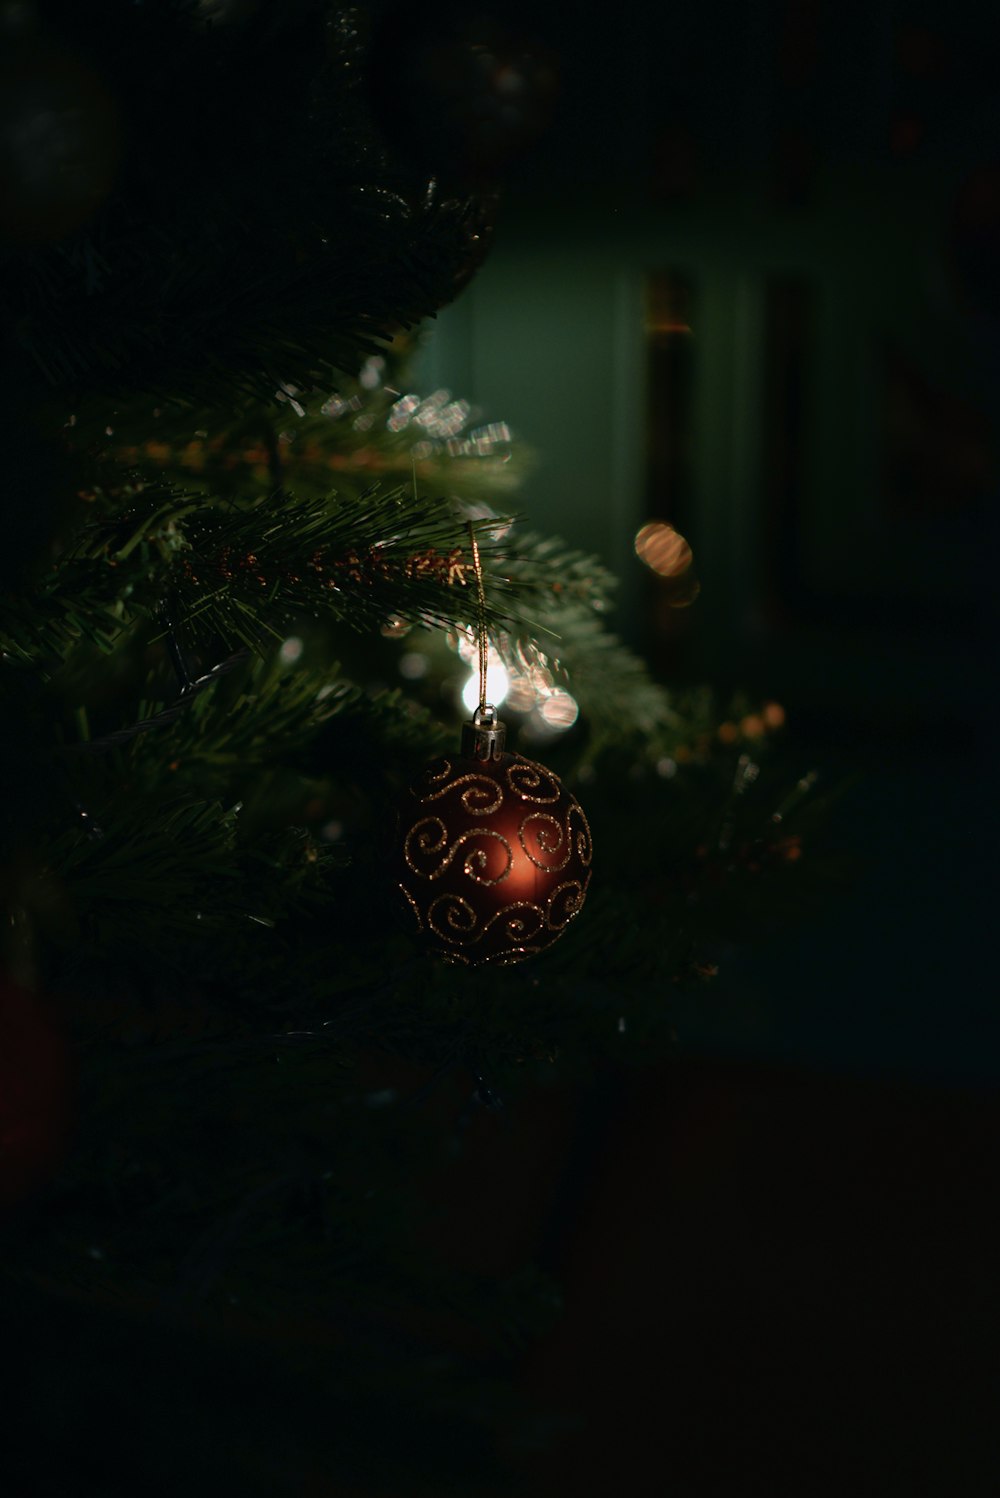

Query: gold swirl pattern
left=478, top=947, right=539, bottom=966
left=519, top=811, right=572, bottom=872
left=546, top=879, right=588, bottom=929
left=434, top=948, right=471, bottom=966
left=416, top=769, right=505, bottom=817
left=413, top=760, right=453, bottom=799
left=485, top=900, right=546, bottom=944
left=427, top=893, right=478, bottom=941
left=397, top=750, right=592, bottom=966
left=404, top=815, right=447, bottom=866
left=429, top=894, right=546, bottom=947
left=431, top=948, right=540, bottom=966
left=505, top=757, right=562, bottom=804
left=398, top=882, right=424, bottom=933
left=405, top=818, right=513, bottom=885
left=568, top=801, right=594, bottom=867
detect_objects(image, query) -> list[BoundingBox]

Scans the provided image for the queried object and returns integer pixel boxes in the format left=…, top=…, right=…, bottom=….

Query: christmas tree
left=1, top=5, right=830, bottom=1493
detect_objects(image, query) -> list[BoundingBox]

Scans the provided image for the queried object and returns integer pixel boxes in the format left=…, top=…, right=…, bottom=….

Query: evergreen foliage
left=0, top=5, right=837, bottom=1493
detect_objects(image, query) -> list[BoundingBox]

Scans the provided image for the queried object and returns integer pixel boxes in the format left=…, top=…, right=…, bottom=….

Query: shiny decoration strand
left=468, top=521, right=489, bottom=716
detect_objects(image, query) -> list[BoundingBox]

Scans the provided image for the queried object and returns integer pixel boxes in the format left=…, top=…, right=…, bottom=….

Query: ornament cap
left=461, top=704, right=506, bottom=762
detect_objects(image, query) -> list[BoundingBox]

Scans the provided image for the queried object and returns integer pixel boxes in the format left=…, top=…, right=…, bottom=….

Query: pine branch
left=38, top=788, right=339, bottom=962
left=493, top=530, right=619, bottom=613
left=0, top=481, right=512, bottom=668
left=116, top=651, right=453, bottom=798
left=510, top=600, right=683, bottom=757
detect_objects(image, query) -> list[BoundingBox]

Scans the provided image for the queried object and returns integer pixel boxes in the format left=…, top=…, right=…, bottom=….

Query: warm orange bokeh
left=634, top=521, right=694, bottom=579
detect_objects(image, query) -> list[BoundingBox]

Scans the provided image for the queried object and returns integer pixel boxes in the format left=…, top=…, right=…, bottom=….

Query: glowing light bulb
left=462, top=660, right=509, bottom=714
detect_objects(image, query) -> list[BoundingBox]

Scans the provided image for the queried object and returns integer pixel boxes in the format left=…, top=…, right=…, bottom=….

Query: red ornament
left=0, top=976, right=71, bottom=1211
left=394, top=710, right=592, bottom=966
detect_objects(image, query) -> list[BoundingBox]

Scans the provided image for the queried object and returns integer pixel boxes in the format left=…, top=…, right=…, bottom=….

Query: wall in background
left=413, top=1, right=996, bottom=1083
left=416, top=0, right=995, bottom=732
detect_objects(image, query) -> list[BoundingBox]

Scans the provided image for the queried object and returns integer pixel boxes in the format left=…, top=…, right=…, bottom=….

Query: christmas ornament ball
left=394, top=711, right=592, bottom=966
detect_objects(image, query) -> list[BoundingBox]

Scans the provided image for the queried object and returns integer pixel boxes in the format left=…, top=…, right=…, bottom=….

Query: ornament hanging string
left=395, top=520, right=593, bottom=967
left=468, top=521, right=489, bottom=716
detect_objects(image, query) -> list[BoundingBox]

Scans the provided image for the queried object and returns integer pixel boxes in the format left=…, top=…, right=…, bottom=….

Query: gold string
left=468, top=521, right=489, bottom=714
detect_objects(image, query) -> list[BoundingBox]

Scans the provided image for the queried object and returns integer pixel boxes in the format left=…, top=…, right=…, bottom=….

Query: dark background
left=413, top=1, right=998, bottom=1492
left=3, top=3, right=996, bottom=1494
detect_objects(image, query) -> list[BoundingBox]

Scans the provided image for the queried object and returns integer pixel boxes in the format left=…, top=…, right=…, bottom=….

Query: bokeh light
left=539, top=691, right=579, bottom=730
left=398, top=651, right=429, bottom=680
left=634, top=521, right=693, bottom=578
left=504, top=672, right=537, bottom=713
left=461, top=658, right=509, bottom=713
